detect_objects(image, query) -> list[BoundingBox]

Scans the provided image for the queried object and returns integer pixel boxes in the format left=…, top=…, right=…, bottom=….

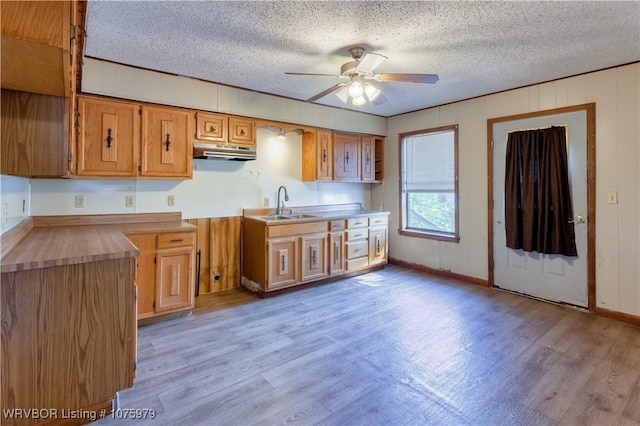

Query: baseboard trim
left=596, top=307, right=640, bottom=327
left=389, top=257, right=489, bottom=287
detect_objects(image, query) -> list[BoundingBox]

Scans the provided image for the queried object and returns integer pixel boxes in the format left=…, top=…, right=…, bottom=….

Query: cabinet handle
left=353, top=248, right=362, bottom=253
left=323, top=148, right=327, bottom=163
left=169, top=238, right=184, bottom=243
left=209, top=125, right=216, bottom=132
left=165, top=133, right=171, bottom=151
left=345, top=151, right=350, bottom=164
left=366, top=152, right=370, bottom=166
left=311, top=247, right=317, bottom=267
left=335, top=243, right=340, bottom=262
left=281, top=254, right=286, bottom=271
left=377, top=237, right=381, bottom=253
left=106, top=128, right=113, bottom=148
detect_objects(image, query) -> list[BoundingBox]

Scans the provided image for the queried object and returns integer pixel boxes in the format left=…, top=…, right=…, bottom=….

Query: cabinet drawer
left=346, top=256, right=369, bottom=271
left=346, top=229, right=368, bottom=241
left=346, top=240, right=368, bottom=259
left=369, top=216, right=388, bottom=227
left=347, top=217, right=368, bottom=228
left=157, top=232, right=195, bottom=249
left=268, top=221, right=327, bottom=238
left=330, top=220, right=345, bottom=230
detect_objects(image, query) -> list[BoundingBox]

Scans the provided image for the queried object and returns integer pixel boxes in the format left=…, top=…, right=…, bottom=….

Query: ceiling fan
left=286, top=47, right=439, bottom=106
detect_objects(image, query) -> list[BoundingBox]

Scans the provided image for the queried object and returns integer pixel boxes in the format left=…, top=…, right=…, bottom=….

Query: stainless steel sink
left=258, top=215, right=292, bottom=220
left=283, top=214, right=318, bottom=219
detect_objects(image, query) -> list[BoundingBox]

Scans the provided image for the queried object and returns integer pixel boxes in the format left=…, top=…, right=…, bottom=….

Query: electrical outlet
left=607, top=192, right=618, bottom=204
left=75, top=195, right=86, bottom=209
left=167, top=195, right=175, bottom=207
left=263, top=197, right=270, bottom=207
left=2, top=203, right=8, bottom=224
left=126, top=195, right=135, bottom=208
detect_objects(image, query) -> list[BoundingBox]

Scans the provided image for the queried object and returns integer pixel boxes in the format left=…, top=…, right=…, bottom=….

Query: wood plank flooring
left=96, top=265, right=640, bottom=425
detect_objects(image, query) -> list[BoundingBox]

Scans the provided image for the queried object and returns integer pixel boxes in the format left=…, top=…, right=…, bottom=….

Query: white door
left=493, top=110, right=588, bottom=308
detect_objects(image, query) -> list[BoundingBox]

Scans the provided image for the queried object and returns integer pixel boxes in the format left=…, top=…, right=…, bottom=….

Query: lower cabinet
left=329, top=230, right=345, bottom=275
left=369, top=226, right=388, bottom=266
left=267, top=236, right=298, bottom=290
left=300, top=233, right=328, bottom=282
left=128, top=231, right=196, bottom=320
left=345, top=217, right=369, bottom=271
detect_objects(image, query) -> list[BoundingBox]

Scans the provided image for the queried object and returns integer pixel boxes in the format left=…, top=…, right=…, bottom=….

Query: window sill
left=398, top=229, right=460, bottom=243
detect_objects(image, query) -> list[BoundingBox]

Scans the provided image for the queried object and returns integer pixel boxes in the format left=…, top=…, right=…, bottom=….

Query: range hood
left=193, top=142, right=256, bottom=161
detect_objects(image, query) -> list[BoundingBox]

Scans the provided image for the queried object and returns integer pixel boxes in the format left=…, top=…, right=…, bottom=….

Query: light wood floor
left=98, top=265, right=640, bottom=425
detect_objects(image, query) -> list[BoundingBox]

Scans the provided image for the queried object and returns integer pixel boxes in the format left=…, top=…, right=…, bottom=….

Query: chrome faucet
left=277, top=185, right=289, bottom=215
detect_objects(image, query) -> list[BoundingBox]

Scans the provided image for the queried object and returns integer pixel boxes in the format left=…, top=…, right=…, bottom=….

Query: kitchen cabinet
left=1, top=90, right=69, bottom=177
left=267, top=236, right=299, bottom=290
left=333, top=131, right=360, bottom=181
left=141, top=105, right=194, bottom=178
left=76, top=95, right=140, bottom=177
left=345, top=216, right=369, bottom=271
left=127, top=230, right=196, bottom=320
left=195, top=112, right=256, bottom=147
left=302, top=129, right=333, bottom=181
left=300, top=233, right=328, bottom=282
left=374, top=136, right=385, bottom=182
left=329, top=219, right=346, bottom=275
left=369, top=215, right=388, bottom=266
left=361, top=136, right=375, bottom=182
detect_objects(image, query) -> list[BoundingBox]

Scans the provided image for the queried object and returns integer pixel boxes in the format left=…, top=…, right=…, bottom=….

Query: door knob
left=568, top=215, right=585, bottom=224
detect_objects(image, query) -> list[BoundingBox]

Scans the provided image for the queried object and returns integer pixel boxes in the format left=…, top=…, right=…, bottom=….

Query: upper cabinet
left=302, top=129, right=333, bottom=181
left=195, top=112, right=256, bottom=147
left=141, top=105, right=194, bottom=178
left=76, top=96, right=140, bottom=177
left=0, top=1, right=72, bottom=97
left=333, top=132, right=361, bottom=181
left=361, top=136, right=374, bottom=182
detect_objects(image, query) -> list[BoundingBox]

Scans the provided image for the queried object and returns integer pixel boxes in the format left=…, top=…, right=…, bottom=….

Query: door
left=334, top=132, right=360, bottom=180
left=361, top=136, right=374, bottom=181
left=329, top=231, right=345, bottom=275
left=267, top=236, right=298, bottom=290
left=300, top=233, right=328, bottom=282
left=492, top=110, right=589, bottom=307
left=155, top=246, right=194, bottom=312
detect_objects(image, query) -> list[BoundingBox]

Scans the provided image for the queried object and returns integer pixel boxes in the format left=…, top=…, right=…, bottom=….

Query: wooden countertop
left=1, top=213, right=196, bottom=273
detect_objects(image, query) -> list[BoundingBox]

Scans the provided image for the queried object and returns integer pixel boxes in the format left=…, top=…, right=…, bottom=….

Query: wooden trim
left=0, top=217, right=34, bottom=258
left=486, top=103, right=596, bottom=312
left=596, top=307, right=640, bottom=327
left=397, top=124, right=459, bottom=241
left=389, top=257, right=489, bottom=287
left=33, top=212, right=183, bottom=227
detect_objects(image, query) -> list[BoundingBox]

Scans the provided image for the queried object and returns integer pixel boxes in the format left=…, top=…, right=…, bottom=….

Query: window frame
left=398, top=124, right=460, bottom=243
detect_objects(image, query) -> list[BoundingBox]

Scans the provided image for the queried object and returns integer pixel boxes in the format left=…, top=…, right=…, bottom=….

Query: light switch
left=168, top=195, right=175, bottom=206
left=607, top=192, right=618, bottom=204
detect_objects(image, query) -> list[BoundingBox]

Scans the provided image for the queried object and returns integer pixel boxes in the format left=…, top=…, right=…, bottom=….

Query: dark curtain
left=504, top=126, right=577, bottom=256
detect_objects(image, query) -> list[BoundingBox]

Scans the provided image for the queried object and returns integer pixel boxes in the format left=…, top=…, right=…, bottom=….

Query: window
left=399, top=125, right=459, bottom=242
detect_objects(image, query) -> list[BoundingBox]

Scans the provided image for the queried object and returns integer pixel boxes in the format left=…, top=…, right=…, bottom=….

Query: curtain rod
left=506, top=124, right=568, bottom=135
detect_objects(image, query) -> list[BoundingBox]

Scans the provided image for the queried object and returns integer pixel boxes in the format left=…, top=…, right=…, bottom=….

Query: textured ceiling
left=85, top=1, right=640, bottom=117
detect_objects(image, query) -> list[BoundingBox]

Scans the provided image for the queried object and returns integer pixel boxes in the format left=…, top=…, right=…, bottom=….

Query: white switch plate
left=126, top=195, right=135, bottom=208
left=168, top=195, right=175, bottom=206
left=2, top=203, right=8, bottom=224
left=75, top=195, right=86, bottom=209
left=263, top=197, right=270, bottom=207
left=607, top=191, right=618, bottom=204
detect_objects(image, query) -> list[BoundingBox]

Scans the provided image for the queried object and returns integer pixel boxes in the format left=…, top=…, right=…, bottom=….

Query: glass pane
left=406, top=192, right=455, bottom=234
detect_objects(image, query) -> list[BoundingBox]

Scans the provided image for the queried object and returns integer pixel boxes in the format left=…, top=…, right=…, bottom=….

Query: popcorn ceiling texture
left=85, top=1, right=640, bottom=117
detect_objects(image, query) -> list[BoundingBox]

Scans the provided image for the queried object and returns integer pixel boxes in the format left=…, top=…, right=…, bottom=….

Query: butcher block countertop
left=1, top=213, right=196, bottom=273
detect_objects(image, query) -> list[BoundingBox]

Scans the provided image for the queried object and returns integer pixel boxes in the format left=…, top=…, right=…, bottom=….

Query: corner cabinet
left=76, top=95, right=140, bottom=177
left=141, top=105, right=194, bottom=178
left=127, top=231, right=196, bottom=320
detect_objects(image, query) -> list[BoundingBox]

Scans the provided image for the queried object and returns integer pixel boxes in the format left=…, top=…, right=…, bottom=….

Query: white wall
left=30, top=128, right=371, bottom=218
left=0, top=175, right=30, bottom=233
left=378, top=63, right=640, bottom=316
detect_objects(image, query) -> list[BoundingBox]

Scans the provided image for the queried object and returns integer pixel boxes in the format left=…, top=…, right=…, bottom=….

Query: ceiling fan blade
left=307, top=83, right=347, bottom=102
left=376, top=73, right=439, bottom=83
left=356, top=53, right=387, bottom=74
left=286, top=72, right=340, bottom=77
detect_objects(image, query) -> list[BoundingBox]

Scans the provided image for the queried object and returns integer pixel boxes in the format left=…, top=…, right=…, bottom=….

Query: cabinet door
left=155, top=247, right=194, bottom=312
left=317, top=129, right=333, bottom=180
left=369, top=227, right=388, bottom=266
left=268, top=236, right=298, bottom=290
left=300, top=233, right=328, bottom=282
left=196, top=112, right=227, bottom=143
left=329, top=231, right=345, bottom=275
left=76, top=96, right=139, bottom=177
left=141, top=105, right=193, bottom=178
left=127, top=234, right=157, bottom=319
left=229, top=116, right=255, bottom=147
left=334, top=132, right=360, bottom=180
left=361, top=136, right=375, bottom=182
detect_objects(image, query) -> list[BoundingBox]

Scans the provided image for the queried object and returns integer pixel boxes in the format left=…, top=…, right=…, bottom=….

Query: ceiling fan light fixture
left=335, top=86, right=350, bottom=103
left=348, top=78, right=364, bottom=98
left=364, top=84, right=381, bottom=102
left=352, top=96, right=366, bottom=106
